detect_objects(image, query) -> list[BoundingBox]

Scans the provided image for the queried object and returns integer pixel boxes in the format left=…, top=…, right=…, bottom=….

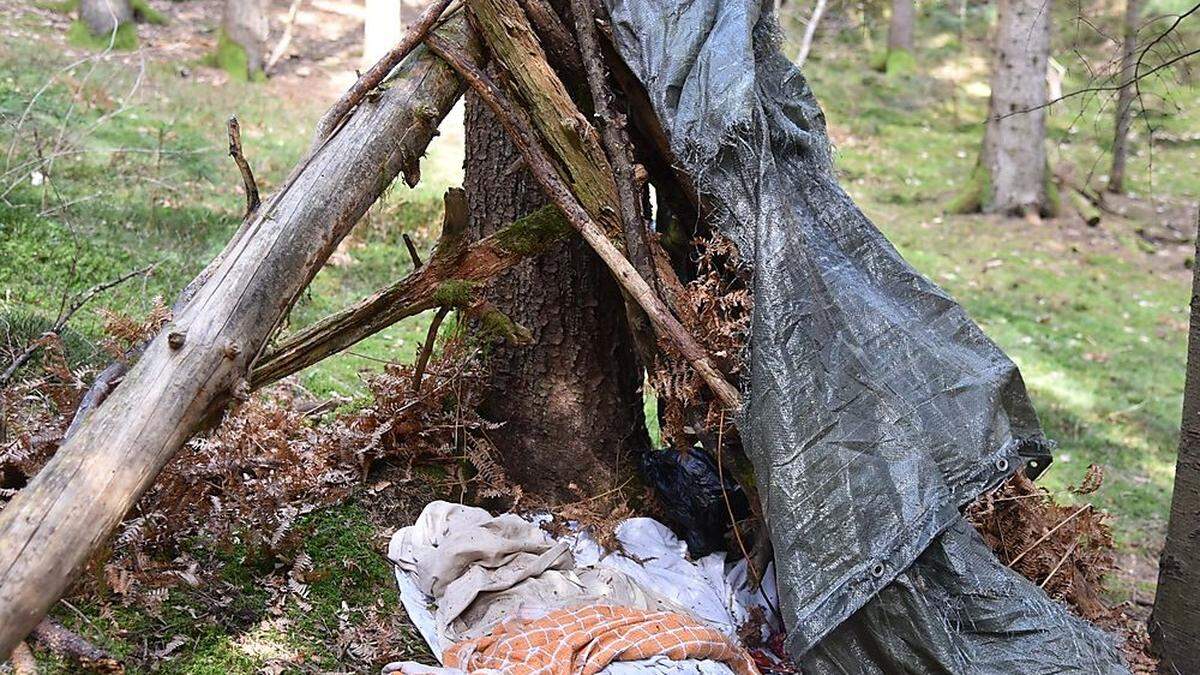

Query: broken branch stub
left=250, top=199, right=571, bottom=388
left=0, top=23, right=473, bottom=657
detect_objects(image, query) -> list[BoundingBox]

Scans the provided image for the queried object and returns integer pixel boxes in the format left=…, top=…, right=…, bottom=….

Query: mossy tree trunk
left=1150, top=215, right=1200, bottom=672
left=463, top=82, right=650, bottom=501
left=79, top=0, right=133, bottom=36
left=218, top=0, right=270, bottom=81
left=1108, top=0, right=1141, bottom=194
left=954, top=0, right=1054, bottom=216
left=883, top=0, right=915, bottom=73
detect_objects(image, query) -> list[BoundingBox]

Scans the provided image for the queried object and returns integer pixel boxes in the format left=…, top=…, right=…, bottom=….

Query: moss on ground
left=66, top=19, right=138, bottom=51
left=131, top=0, right=167, bottom=25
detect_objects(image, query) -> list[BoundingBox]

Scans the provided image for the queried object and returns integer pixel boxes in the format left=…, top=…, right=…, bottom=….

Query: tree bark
left=0, top=26, right=470, bottom=658
left=1150, top=213, right=1200, bottom=672
left=222, top=0, right=270, bottom=78
left=79, top=0, right=133, bottom=37
left=463, top=85, right=648, bottom=500
left=1108, top=0, right=1141, bottom=194
left=980, top=0, right=1053, bottom=216
left=887, top=0, right=914, bottom=54
left=363, top=0, right=403, bottom=67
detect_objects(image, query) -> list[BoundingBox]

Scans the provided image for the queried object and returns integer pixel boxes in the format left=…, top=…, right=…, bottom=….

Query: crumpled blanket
left=389, top=502, right=674, bottom=642
left=385, top=502, right=782, bottom=674
left=443, top=605, right=760, bottom=675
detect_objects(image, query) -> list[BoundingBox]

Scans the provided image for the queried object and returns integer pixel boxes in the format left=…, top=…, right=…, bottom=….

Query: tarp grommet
left=870, top=562, right=885, bottom=578
left=995, top=457, right=1010, bottom=472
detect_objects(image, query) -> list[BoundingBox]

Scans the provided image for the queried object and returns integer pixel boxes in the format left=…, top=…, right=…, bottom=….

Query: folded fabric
left=443, top=605, right=761, bottom=675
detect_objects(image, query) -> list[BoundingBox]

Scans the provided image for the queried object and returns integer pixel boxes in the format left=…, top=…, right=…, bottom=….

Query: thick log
left=0, top=23, right=473, bottom=657
left=250, top=199, right=570, bottom=387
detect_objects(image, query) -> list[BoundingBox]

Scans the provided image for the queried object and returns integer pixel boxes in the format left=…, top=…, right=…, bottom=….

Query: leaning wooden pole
left=0, top=24, right=473, bottom=657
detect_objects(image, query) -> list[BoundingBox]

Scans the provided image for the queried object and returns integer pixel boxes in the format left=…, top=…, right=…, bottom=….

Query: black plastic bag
left=638, top=446, right=749, bottom=557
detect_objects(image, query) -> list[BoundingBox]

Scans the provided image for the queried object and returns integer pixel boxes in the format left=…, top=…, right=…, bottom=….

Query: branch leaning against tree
left=424, top=32, right=742, bottom=409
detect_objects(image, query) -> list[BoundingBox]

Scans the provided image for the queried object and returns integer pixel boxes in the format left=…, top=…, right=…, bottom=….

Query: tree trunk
left=363, top=0, right=403, bottom=67
left=980, top=0, right=1053, bottom=216
left=795, top=0, right=829, bottom=68
left=463, top=88, right=648, bottom=501
left=1109, top=0, right=1141, bottom=194
left=887, top=0, right=914, bottom=54
left=1150, top=213, right=1200, bottom=672
left=79, top=0, right=133, bottom=36
left=220, top=0, right=270, bottom=79
left=0, top=28, right=469, bottom=657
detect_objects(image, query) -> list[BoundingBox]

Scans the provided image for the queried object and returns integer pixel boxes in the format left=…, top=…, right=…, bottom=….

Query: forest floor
left=1, top=0, right=1198, bottom=670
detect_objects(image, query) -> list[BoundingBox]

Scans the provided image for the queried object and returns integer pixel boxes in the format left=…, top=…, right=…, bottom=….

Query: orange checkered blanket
left=443, top=604, right=761, bottom=675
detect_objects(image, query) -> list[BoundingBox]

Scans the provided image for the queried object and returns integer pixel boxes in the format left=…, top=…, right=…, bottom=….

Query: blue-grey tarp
left=600, top=0, right=1129, bottom=669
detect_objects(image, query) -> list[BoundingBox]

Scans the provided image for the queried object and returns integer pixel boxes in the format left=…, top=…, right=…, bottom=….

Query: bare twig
left=1009, top=504, right=1091, bottom=566
left=0, top=264, right=154, bottom=388
left=227, top=116, right=260, bottom=217
left=1040, top=539, right=1080, bottom=589
left=311, top=0, right=455, bottom=145
left=425, top=33, right=741, bottom=409
left=265, top=0, right=305, bottom=75
left=403, top=233, right=424, bottom=269
left=412, top=306, right=450, bottom=392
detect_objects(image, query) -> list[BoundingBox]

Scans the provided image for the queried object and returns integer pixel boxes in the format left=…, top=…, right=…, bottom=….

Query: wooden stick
left=412, top=306, right=450, bottom=392
left=227, top=116, right=260, bottom=218
left=425, top=32, right=741, bottom=409
left=569, top=0, right=655, bottom=286
left=403, top=233, right=424, bottom=269
left=0, top=27, right=472, bottom=658
left=264, top=0, right=304, bottom=75
left=311, top=0, right=455, bottom=145
left=29, top=618, right=121, bottom=672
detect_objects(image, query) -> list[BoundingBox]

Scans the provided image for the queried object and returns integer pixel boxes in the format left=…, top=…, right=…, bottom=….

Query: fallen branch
left=412, top=306, right=450, bottom=392
left=29, top=618, right=121, bottom=672
left=426, top=27, right=741, bottom=409
left=227, top=116, right=260, bottom=218
left=0, top=264, right=154, bottom=389
left=9, top=642, right=36, bottom=675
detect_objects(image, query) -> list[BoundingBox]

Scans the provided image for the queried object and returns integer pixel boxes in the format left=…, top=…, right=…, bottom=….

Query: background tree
left=949, top=0, right=1056, bottom=217
left=214, top=0, right=270, bottom=81
left=1149, top=214, right=1200, bottom=672
left=880, top=0, right=915, bottom=74
left=462, top=90, right=649, bottom=501
left=363, top=0, right=403, bottom=67
left=79, top=0, right=133, bottom=39
left=1108, top=0, right=1142, bottom=194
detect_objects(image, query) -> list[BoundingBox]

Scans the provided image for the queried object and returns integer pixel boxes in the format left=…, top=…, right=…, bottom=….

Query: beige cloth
left=390, top=502, right=674, bottom=641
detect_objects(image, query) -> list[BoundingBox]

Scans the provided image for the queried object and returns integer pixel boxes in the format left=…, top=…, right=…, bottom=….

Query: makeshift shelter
left=0, top=0, right=1129, bottom=670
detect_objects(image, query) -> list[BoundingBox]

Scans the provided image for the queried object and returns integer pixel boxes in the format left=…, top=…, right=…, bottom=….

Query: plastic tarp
left=601, top=0, right=1128, bottom=669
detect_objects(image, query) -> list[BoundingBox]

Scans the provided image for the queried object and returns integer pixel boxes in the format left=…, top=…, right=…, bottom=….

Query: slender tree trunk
left=795, top=0, right=829, bottom=68
left=1109, top=0, right=1141, bottom=194
left=887, top=0, right=914, bottom=54
left=363, top=0, right=403, bottom=67
left=1150, top=214, right=1200, bottom=672
left=79, top=0, right=133, bottom=37
left=980, top=0, right=1053, bottom=216
left=463, top=88, right=648, bottom=501
left=220, top=0, right=270, bottom=79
